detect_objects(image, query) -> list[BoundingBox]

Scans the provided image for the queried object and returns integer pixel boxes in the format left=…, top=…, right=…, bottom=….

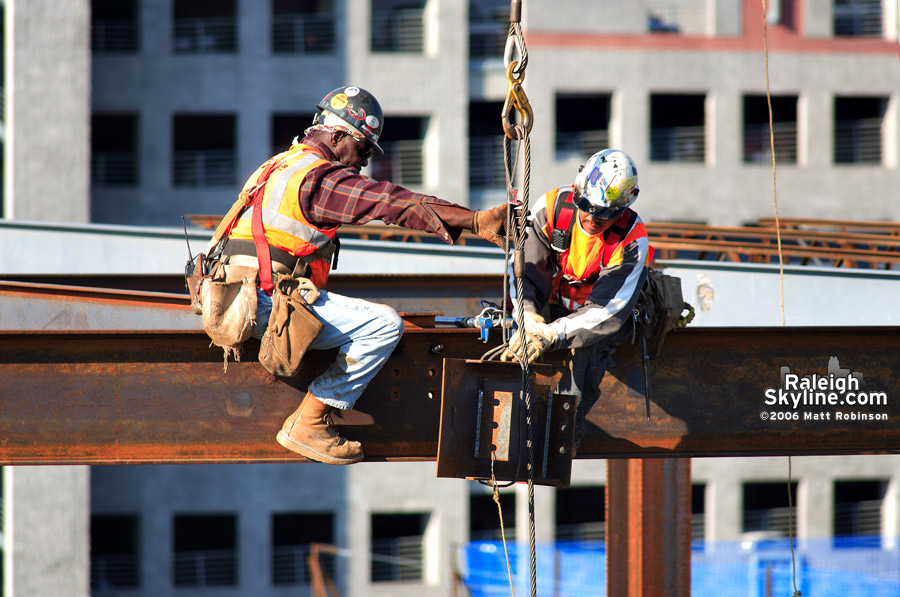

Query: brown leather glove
left=472, top=203, right=509, bottom=248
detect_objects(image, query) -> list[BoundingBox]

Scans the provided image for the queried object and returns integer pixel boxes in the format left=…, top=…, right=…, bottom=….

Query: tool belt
left=222, top=239, right=309, bottom=278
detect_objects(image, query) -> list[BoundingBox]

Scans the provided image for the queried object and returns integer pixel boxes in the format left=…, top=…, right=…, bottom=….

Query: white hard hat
left=573, top=149, right=639, bottom=219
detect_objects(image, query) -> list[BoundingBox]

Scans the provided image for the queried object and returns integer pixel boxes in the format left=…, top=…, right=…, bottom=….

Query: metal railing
left=272, top=544, right=336, bottom=585
left=834, top=499, right=882, bottom=536
left=469, top=136, right=507, bottom=189
left=173, top=149, right=235, bottom=187
left=371, top=8, right=424, bottom=53
left=91, top=554, right=139, bottom=589
left=271, top=13, right=335, bottom=54
left=469, top=22, right=506, bottom=59
left=370, top=535, right=424, bottom=582
left=650, top=125, right=706, bottom=162
left=173, top=17, right=237, bottom=53
left=743, top=122, right=798, bottom=164
left=743, top=507, right=795, bottom=535
left=173, top=548, right=237, bottom=586
left=91, top=20, right=139, bottom=53
left=834, top=0, right=883, bottom=37
left=371, top=140, right=424, bottom=187
left=835, top=118, right=882, bottom=164
left=556, top=129, right=611, bottom=160
left=91, top=152, right=138, bottom=187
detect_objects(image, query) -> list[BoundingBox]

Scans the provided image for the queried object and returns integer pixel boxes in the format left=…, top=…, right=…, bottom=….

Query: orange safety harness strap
left=248, top=158, right=283, bottom=294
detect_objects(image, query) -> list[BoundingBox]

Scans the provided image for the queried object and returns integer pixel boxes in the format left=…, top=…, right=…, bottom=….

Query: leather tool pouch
left=200, top=262, right=259, bottom=368
left=259, top=274, right=323, bottom=377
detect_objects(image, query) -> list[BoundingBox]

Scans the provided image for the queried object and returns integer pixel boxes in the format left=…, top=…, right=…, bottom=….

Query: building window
left=555, top=94, right=611, bottom=160
left=272, top=113, right=315, bottom=156
left=92, top=114, right=139, bottom=187
left=469, top=101, right=507, bottom=190
left=371, top=0, right=425, bottom=53
left=469, top=1, right=508, bottom=59
left=272, top=0, right=335, bottom=54
left=470, top=491, right=516, bottom=542
left=91, top=515, right=140, bottom=589
left=834, top=96, right=885, bottom=164
left=555, top=485, right=605, bottom=541
left=272, top=512, right=335, bottom=586
left=173, top=0, right=237, bottom=53
left=692, top=483, right=705, bottom=545
left=370, top=117, right=426, bottom=187
left=834, top=480, right=886, bottom=547
left=647, top=1, right=681, bottom=32
left=834, top=0, right=882, bottom=37
left=91, top=0, right=139, bottom=53
left=650, top=93, right=706, bottom=163
left=743, top=95, right=798, bottom=164
left=173, top=514, right=237, bottom=587
left=742, top=482, right=798, bottom=535
left=370, top=513, right=427, bottom=582
left=173, top=115, right=236, bottom=187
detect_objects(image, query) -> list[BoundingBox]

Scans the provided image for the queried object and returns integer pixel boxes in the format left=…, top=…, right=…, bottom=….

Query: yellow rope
left=762, top=3, right=799, bottom=595
left=491, top=459, right=517, bottom=597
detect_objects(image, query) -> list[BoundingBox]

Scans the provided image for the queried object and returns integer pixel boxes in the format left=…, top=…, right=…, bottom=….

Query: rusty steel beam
left=606, top=458, right=691, bottom=597
left=1, top=326, right=899, bottom=464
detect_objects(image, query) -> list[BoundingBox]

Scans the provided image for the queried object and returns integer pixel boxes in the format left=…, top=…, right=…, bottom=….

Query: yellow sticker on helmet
left=330, top=94, right=349, bottom=110
left=605, top=186, right=621, bottom=202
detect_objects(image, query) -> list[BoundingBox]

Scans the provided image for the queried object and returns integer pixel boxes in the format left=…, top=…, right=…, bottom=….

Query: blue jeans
left=252, top=288, right=404, bottom=410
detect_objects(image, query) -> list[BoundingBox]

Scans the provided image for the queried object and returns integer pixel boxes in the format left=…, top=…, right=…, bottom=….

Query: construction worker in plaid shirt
left=224, top=86, right=508, bottom=465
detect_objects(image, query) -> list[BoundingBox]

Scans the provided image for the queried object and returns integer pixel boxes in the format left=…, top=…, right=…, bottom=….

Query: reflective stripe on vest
left=229, top=145, right=338, bottom=286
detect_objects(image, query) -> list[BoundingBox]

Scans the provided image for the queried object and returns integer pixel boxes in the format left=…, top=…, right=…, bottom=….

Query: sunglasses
left=348, top=134, right=374, bottom=160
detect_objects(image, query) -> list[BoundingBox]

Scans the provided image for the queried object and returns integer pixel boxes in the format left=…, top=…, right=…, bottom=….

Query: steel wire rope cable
left=762, top=2, right=799, bottom=595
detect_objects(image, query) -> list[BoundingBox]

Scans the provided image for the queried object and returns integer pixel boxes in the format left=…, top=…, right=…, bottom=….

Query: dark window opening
left=834, top=480, right=886, bottom=547
left=555, top=94, right=611, bottom=160
left=692, top=483, right=706, bottom=544
left=371, top=0, right=425, bottom=53
left=742, top=482, right=798, bottom=535
left=470, top=492, right=516, bottom=542
left=371, top=513, right=427, bottom=582
left=370, top=116, right=426, bottom=187
left=272, top=512, right=336, bottom=585
left=835, top=96, right=885, bottom=164
left=173, top=0, right=236, bottom=53
left=92, top=0, right=139, bottom=53
left=469, top=101, right=507, bottom=189
left=92, top=114, right=138, bottom=187
left=173, top=514, right=237, bottom=587
left=469, top=1, right=508, bottom=59
left=91, top=515, right=140, bottom=589
left=743, top=95, right=798, bottom=164
left=271, top=113, right=315, bottom=155
left=834, top=0, right=882, bottom=37
left=272, top=0, right=335, bottom=54
left=556, top=485, right=606, bottom=541
left=172, top=114, right=236, bottom=187
left=650, top=93, right=705, bottom=162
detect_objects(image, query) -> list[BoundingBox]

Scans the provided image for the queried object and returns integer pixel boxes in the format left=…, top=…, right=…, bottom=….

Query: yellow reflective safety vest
left=229, top=143, right=337, bottom=288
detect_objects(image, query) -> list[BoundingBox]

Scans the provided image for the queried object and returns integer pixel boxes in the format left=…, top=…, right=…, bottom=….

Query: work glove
left=472, top=203, right=510, bottom=248
left=500, top=319, right=558, bottom=364
left=296, top=277, right=320, bottom=304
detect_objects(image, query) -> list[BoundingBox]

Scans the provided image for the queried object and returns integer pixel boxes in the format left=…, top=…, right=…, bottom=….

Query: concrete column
left=881, top=476, right=900, bottom=549
left=3, top=466, right=90, bottom=597
left=706, top=475, right=742, bottom=543
left=804, top=0, right=833, bottom=38
left=5, top=0, right=91, bottom=222
left=798, top=474, right=832, bottom=538
left=801, top=91, right=832, bottom=168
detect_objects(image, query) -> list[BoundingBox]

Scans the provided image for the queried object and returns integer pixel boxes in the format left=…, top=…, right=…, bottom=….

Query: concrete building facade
left=2, top=0, right=900, bottom=595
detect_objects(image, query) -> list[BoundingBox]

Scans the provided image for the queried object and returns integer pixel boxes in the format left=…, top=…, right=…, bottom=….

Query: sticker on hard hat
left=345, top=87, right=360, bottom=97
left=588, top=167, right=602, bottom=184
left=330, top=94, right=349, bottom=110
left=366, top=115, right=380, bottom=129
left=605, top=186, right=621, bottom=202
left=346, top=105, right=366, bottom=121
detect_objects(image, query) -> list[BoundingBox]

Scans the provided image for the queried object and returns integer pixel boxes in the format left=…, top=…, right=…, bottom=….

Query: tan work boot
left=276, top=393, right=364, bottom=465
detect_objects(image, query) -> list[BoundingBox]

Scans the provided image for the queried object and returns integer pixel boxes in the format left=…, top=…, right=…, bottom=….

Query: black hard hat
left=314, top=86, right=385, bottom=154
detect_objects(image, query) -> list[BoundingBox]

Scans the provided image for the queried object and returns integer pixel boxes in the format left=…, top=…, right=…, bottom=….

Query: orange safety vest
left=229, top=144, right=338, bottom=288
left=544, top=186, right=653, bottom=311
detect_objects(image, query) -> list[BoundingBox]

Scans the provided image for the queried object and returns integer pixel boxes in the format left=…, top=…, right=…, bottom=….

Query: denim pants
left=252, top=288, right=404, bottom=410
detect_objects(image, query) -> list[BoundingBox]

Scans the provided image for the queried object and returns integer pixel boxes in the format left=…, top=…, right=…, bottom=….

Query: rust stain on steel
left=606, top=458, right=691, bottom=597
left=1, top=327, right=900, bottom=464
